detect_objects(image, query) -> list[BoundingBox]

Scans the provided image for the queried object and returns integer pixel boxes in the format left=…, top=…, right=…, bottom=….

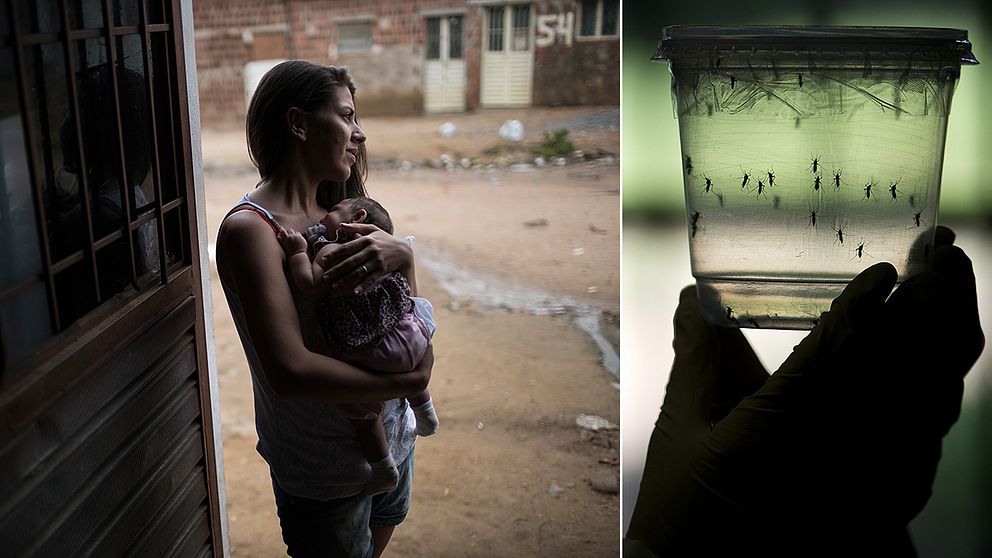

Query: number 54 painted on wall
left=536, top=13, right=575, bottom=47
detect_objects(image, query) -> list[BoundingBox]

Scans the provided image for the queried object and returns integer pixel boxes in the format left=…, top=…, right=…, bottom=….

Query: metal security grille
left=486, top=6, right=504, bottom=52
left=0, top=2, right=222, bottom=555
left=448, top=15, right=463, bottom=60
left=511, top=4, right=529, bottom=51
left=1, top=0, right=187, bottom=378
left=580, top=0, right=619, bottom=38
left=425, top=17, right=440, bottom=60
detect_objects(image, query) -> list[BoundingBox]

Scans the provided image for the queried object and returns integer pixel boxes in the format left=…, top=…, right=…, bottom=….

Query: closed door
left=481, top=4, right=533, bottom=107
left=424, top=15, right=466, bottom=113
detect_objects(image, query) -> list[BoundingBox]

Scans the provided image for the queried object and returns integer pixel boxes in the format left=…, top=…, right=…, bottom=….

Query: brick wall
left=287, top=1, right=426, bottom=116
left=532, top=0, right=619, bottom=106
left=463, top=6, right=484, bottom=109
left=193, top=0, right=477, bottom=125
left=192, top=0, right=290, bottom=127
left=191, top=1, right=616, bottom=126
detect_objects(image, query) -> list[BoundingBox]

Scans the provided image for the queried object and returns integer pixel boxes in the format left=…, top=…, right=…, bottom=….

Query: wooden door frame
left=175, top=1, right=229, bottom=553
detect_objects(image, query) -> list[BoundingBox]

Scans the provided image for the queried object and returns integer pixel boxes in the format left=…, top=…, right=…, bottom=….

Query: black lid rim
left=660, top=25, right=970, bottom=41
left=654, top=25, right=977, bottom=64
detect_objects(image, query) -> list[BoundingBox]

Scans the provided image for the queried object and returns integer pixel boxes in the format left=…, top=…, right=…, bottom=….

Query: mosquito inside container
left=656, top=25, right=978, bottom=329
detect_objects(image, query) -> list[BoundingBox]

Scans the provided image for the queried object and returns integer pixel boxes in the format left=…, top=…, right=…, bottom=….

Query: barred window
left=426, top=17, right=441, bottom=60
left=579, top=0, right=619, bottom=38
left=448, top=16, right=463, bottom=60
left=511, top=5, right=529, bottom=52
left=426, top=16, right=463, bottom=61
left=1, top=0, right=189, bottom=377
left=486, top=6, right=504, bottom=52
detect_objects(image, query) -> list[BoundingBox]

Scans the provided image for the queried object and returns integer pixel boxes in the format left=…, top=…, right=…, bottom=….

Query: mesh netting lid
left=654, top=25, right=978, bottom=66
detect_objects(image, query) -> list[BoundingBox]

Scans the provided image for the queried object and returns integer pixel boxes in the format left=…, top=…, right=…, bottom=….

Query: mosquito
left=806, top=202, right=820, bottom=230
left=730, top=74, right=737, bottom=89
left=752, top=179, right=767, bottom=198
left=740, top=168, right=751, bottom=190
left=888, top=179, right=902, bottom=202
left=833, top=169, right=843, bottom=189
left=690, top=210, right=701, bottom=237
left=685, top=156, right=693, bottom=176
left=908, top=199, right=928, bottom=228
left=812, top=174, right=822, bottom=191
left=701, top=174, right=713, bottom=194
left=797, top=73, right=804, bottom=88
left=766, top=168, right=776, bottom=187
left=863, top=179, right=877, bottom=201
left=809, top=155, right=820, bottom=174
left=852, top=239, right=871, bottom=261
left=833, top=223, right=846, bottom=245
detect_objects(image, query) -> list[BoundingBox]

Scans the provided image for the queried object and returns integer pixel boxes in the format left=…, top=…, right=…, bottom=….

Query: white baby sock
left=412, top=400, right=439, bottom=437
left=365, top=454, right=399, bottom=496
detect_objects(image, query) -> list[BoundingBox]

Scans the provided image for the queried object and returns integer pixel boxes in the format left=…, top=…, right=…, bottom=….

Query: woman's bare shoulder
left=217, top=209, right=284, bottom=283
left=218, top=209, right=278, bottom=246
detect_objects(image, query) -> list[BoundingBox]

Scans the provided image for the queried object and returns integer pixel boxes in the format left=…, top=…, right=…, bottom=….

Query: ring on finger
left=360, top=264, right=369, bottom=275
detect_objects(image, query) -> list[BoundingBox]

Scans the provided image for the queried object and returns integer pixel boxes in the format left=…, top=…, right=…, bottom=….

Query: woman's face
left=308, top=84, right=366, bottom=183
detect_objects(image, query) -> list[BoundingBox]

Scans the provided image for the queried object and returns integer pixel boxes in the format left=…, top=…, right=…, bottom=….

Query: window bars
left=1, top=0, right=188, bottom=375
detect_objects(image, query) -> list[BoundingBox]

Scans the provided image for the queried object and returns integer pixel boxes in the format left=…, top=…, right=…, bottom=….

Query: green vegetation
left=530, top=128, right=575, bottom=158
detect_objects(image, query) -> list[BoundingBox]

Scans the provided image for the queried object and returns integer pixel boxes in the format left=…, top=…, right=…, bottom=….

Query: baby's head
left=319, top=196, right=393, bottom=237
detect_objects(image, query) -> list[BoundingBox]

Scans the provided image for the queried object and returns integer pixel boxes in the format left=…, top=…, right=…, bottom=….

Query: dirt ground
left=201, top=107, right=620, bottom=556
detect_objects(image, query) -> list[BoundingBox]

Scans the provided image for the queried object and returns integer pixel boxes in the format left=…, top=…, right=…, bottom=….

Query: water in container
left=655, top=26, right=978, bottom=329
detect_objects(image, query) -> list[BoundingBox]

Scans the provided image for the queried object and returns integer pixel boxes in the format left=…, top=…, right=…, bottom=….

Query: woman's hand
left=218, top=211, right=428, bottom=403
left=317, top=222, right=415, bottom=296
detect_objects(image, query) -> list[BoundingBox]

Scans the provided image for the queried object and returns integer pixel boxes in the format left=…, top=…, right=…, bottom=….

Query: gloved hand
left=626, top=226, right=984, bottom=557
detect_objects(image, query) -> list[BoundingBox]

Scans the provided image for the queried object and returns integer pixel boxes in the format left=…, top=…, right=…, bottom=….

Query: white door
left=481, top=4, right=533, bottom=107
left=424, top=15, right=466, bottom=113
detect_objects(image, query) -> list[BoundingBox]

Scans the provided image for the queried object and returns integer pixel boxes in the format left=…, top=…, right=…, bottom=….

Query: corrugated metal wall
left=0, top=297, right=214, bottom=557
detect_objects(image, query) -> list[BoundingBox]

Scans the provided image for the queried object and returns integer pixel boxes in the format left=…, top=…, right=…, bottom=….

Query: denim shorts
left=271, top=451, right=415, bottom=558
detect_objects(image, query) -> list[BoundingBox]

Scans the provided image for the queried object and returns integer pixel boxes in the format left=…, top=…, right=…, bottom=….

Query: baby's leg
left=339, top=404, right=399, bottom=496
left=409, top=389, right=438, bottom=437
left=350, top=417, right=399, bottom=496
left=408, top=389, right=430, bottom=407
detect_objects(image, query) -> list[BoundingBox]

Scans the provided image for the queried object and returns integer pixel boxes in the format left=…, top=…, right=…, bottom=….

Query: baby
left=277, top=197, right=438, bottom=495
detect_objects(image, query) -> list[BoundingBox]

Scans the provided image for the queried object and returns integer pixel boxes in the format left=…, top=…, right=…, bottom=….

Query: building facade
left=193, top=0, right=619, bottom=126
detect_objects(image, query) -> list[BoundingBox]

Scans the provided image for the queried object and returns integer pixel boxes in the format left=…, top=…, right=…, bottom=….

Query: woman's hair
left=246, top=60, right=368, bottom=209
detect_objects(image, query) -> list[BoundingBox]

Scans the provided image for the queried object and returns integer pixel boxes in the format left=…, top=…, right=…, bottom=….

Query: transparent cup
left=655, top=26, right=978, bottom=329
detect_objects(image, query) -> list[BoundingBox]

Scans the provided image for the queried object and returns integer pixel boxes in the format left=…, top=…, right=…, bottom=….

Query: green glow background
left=622, top=1, right=992, bottom=219
left=622, top=2, right=992, bottom=555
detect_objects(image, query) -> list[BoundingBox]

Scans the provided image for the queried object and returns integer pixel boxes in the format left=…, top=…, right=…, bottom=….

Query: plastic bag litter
left=438, top=122, right=456, bottom=137
left=499, top=119, right=524, bottom=142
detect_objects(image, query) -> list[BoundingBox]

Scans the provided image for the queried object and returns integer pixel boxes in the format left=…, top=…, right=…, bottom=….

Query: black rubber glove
left=626, top=227, right=984, bottom=557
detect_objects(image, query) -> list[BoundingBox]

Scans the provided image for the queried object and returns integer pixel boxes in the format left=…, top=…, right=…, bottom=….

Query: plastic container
left=654, top=26, right=978, bottom=329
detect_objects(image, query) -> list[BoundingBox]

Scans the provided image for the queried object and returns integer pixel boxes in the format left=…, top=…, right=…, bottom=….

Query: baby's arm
left=276, top=227, right=330, bottom=302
